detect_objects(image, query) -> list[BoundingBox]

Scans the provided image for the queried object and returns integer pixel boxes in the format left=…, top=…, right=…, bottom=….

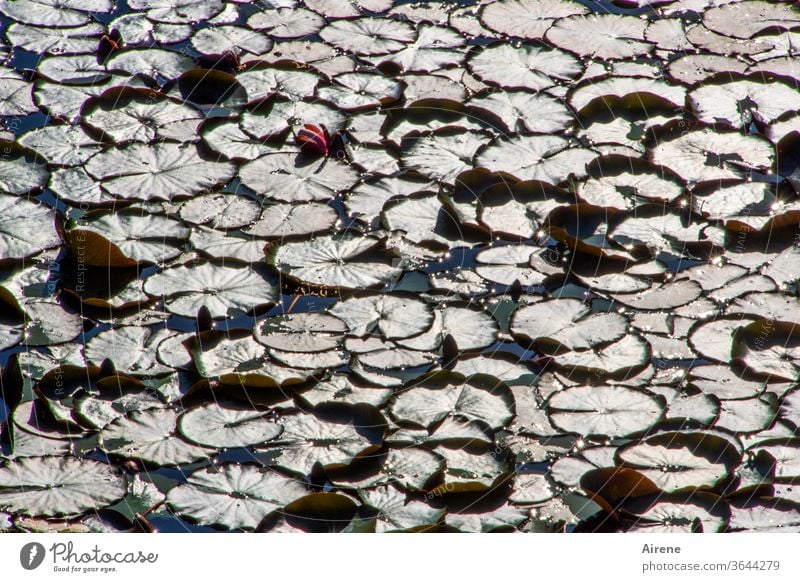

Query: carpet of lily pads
left=1, top=0, right=800, bottom=533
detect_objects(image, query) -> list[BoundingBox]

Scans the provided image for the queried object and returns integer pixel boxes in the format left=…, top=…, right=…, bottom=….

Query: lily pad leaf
left=547, top=385, right=665, bottom=438
left=391, top=376, right=515, bottom=430
left=85, top=142, right=236, bottom=201
left=468, top=43, right=582, bottom=91
left=267, top=411, right=383, bottom=475
left=100, top=408, right=212, bottom=467
left=0, top=195, right=59, bottom=260
left=270, top=235, right=402, bottom=290
left=546, top=14, right=652, bottom=60
left=167, top=463, right=308, bottom=530
left=476, top=135, right=597, bottom=185
left=617, top=432, right=740, bottom=493
left=650, top=127, right=773, bottom=184
left=240, top=153, right=358, bottom=203
left=480, top=0, right=588, bottom=40
left=0, top=456, right=125, bottom=518
left=360, top=484, right=444, bottom=532
left=329, top=294, right=432, bottom=339
left=319, top=18, right=416, bottom=56
left=511, top=298, right=628, bottom=351
left=144, top=261, right=278, bottom=318
left=178, top=402, right=283, bottom=449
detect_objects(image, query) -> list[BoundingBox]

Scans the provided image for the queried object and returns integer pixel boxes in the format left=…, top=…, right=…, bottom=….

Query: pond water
left=1, top=0, right=800, bottom=533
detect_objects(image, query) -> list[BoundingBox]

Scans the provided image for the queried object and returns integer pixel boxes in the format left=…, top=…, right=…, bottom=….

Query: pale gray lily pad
left=468, top=43, right=582, bottom=91
left=177, top=192, right=261, bottom=229
left=73, top=391, right=165, bottom=431
left=85, top=142, right=236, bottom=201
left=476, top=135, right=597, bottom=184
left=511, top=298, right=628, bottom=351
left=0, top=195, right=59, bottom=260
left=100, top=408, right=212, bottom=466
left=255, top=312, right=345, bottom=353
left=248, top=7, right=323, bottom=39
left=617, top=439, right=735, bottom=493
left=438, top=443, right=508, bottom=488
left=401, top=131, right=486, bottom=184
left=360, top=484, right=444, bottom=532
left=546, top=14, right=652, bottom=60
left=319, top=17, right=416, bottom=56
left=270, top=235, right=402, bottom=290
left=305, top=0, right=392, bottom=18
left=703, top=0, right=800, bottom=39
left=0, top=143, right=49, bottom=195
left=396, top=305, right=499, bottom=351
left=178, top=403, right=283, bottom=448
left=480, top=0, right=588, bottom=40
left=201, top=120, right=276, bottom=161
left=190, top=25, right=272, bottom=56
left=468, top=91, right=572, bottom=134
left=18, top=124, right=101, bottom=167
left=244, top=202, right=338, bottom=238
left=37, top=54, right=109, bottom=85
left=236, top=67, right=320, bottom=103
left=391, top=378, right=514, bottom=430
left=78, top=210, right=190, bottom=264
left=447, top=503, right=529, bottom=532
left=690, top=78, right=800, bottom=129
left=23, top=299, right=84, bottom=346
left=267, top=413, right=381, bottom=475
left=369, top=24, right=466, bottom=72
left=554, top=334, right=651, bottom=376
left=167, top=463, right=308, bottom=530
left=241, top=100, right=345, bottom=138
left=0, top=456, right=125, bottom=518
left=350, top=337, right=437, bottom=370
left=328, top=294, right=432, bottom=339
left=190, top=227, right=266, bottom=263
left=547, top=385, right=665, bottom=438
left=240, top=153, right=357, bottom=203
left=316, top=73, right=402, bottom=111
left=128, top=0, right=224, bottom=24
left=570, top=76, right=686, bottom=114
left=83, top=92, right=204, bottom=144
left=144, top=262, right=278, bottom=318
left=0, top=69, right=37, bottom=116
left=650, top=128, right=773, bottom=184
left=346, top=178, right=435, bottom=230
left=110, top=13, right=192, bottom=45
left=107, top=48, right=195, bottom=81
left=191, top=334, right=314, bottom=384
left=84, top=326, right=176, bottom=376
left=0, top=0, right=109, bottom=27
left=299, top=374, right=393, bottom=408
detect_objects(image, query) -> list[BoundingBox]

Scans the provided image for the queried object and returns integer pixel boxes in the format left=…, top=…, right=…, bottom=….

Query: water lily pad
left=511, top=298, right=628, bottom=351
left=0, top=195, right=58, bottom=260
left=480, top=0, right=588, bottom=40
left=469, top=43, right=581, bottom=91
left=547, top=14, right=652, bottom=60
left=390, top=375, right=514, bottom=430
left=270, top=234, right=402, bottom=290
left=178, top=402, right=283, bottom=448
left=143, top=261, right=278, bottom=318
left=100, top=408, right=212, bottom=466
left=320, top=18, right=416, bottom=56
left=547, top=385, right=664, bottom=438
left=0, top=456, right=125, bottom=518
left=167, top=463, right=308, bottom=530
left=85, top=142, right=236, bottom=201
